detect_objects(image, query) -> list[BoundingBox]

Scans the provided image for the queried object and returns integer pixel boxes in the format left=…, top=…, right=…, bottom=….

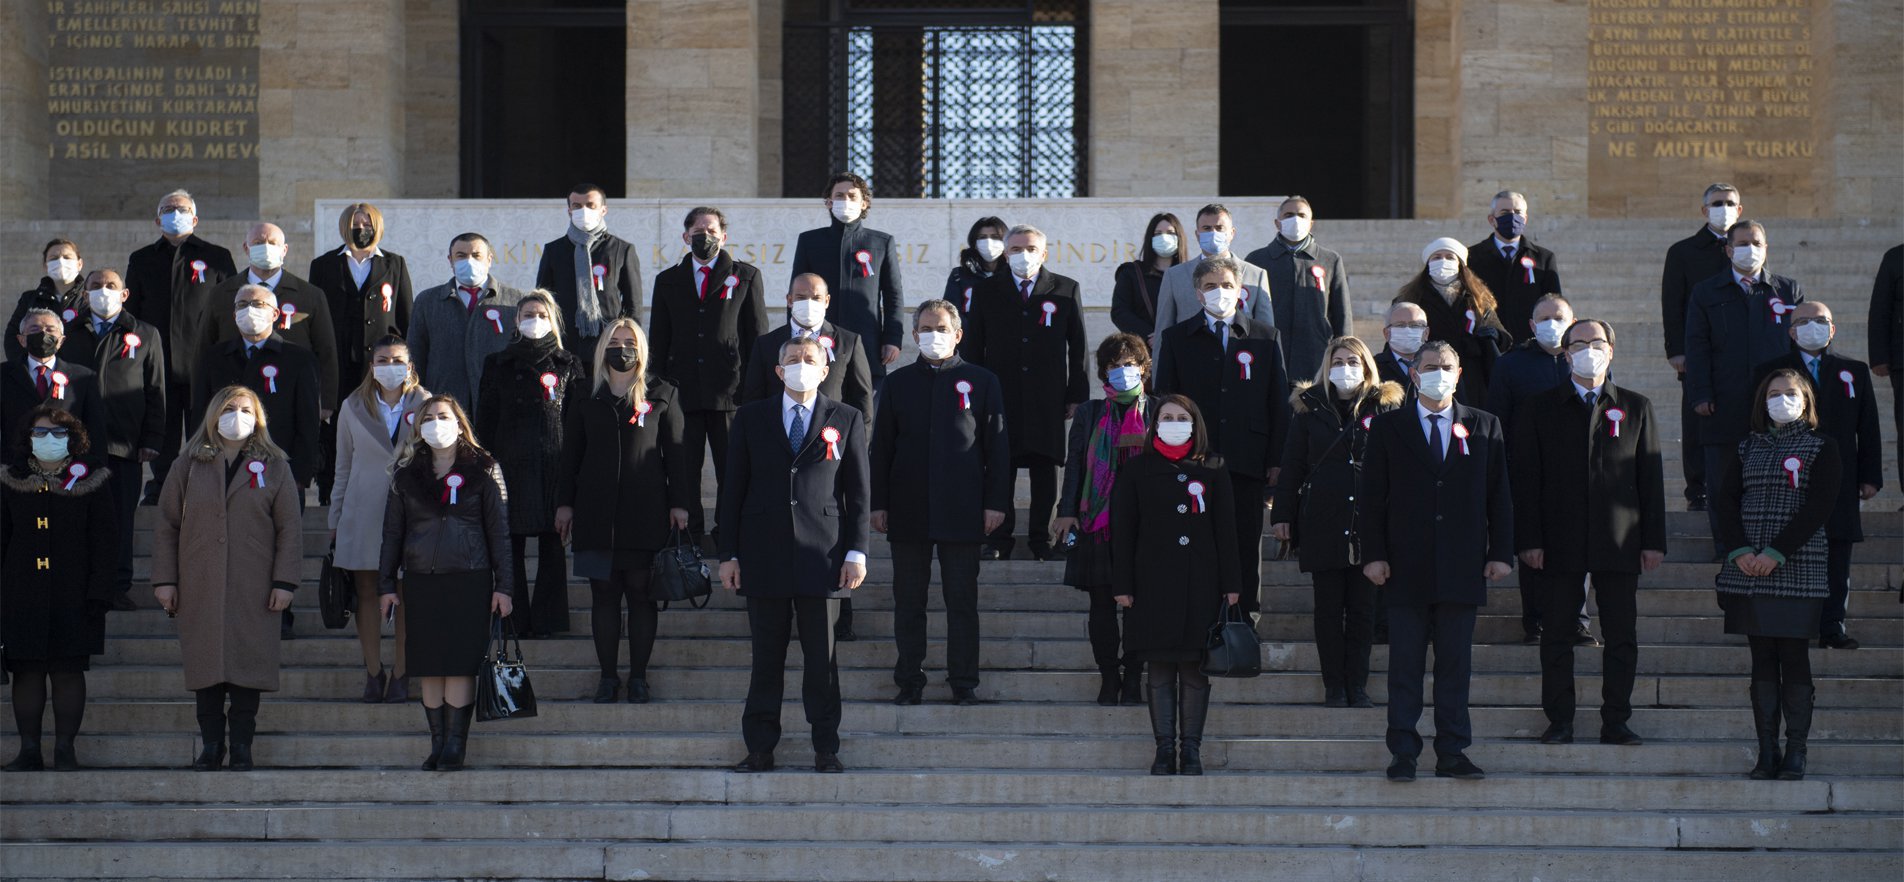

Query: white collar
left=1493, top=235, right=1521, bottom=253
left=1572, top=378, right=1604, bottom=399
left=1013, top=272, right=1039, bottom=287
left=1416, top=400, right=1452, bottom=420
left=782, top=392, right=817, bottom=414
left=248, top=268, right=283, bottom=287
left=339, top=245, right=383, bottom=261
left=1732, top=266, right=1762, bottom=286
left=1204, top=311, right=1236, bottom=330
left=29, top=355, right=57, bottom=372
left=693, top=256, right=718, bottom=275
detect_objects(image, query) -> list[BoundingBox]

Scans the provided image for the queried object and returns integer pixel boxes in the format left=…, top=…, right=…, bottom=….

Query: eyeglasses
left=1388, top=322, right=1429, bottom=330
left=29, top=427, right=71, bottom=439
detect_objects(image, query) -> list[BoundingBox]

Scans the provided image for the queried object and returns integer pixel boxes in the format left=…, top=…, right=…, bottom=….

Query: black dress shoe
left=109, top=593, right=138, bottom=612
left=192, top=743, right=224, bottom=772
left=892, top=686, right=923, bottom=706
left=833, top=625, right=857, bottom=643
left=1599, top=723, right=1643, bottom=746
left=814, top=753, right=845, bottom=773
left=951, top=687, right=981, bottom=706
left=1687, top=497, right=1708, bottom=512
left=1385, top=755, right=1416, bottom=782
left=1522, top=631, right=1541, bottom=645
left=732, top=753, right=775, bottom=773
left=225, top=741, right=253, bottom=772
left=626, top=678, right=652, bottom=704
left=1347, top=689, right=1374, bottom=708
left=978, top=545, right=1005, bottom=561
left=1434, top=754, right=1486, bottom=780
left=592, top=676, right=619, bottom=704
left=1573, top=628, right=1600, bottom=647
left=1323, top=687, right=1348, bottom=708
left=1820, top=632, right=1861, bottom=650
left=1539, top=723, right=1574, bottom=744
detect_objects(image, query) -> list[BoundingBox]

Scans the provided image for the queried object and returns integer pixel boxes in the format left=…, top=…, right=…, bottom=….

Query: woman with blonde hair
left=329, top=334, right=430, bottom=702
left=555, top=317, right=692, bottom=703
left=379, top=395, right=513, bottom=771
left=152, top=385, right=303, bottom=771
left=307, top=201, right=414, bottom=504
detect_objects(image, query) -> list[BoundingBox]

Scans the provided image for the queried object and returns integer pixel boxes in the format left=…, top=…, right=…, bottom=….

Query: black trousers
left=1230, top=472, right=1267, bottom=614
left=1085, top=587, right=1130, bottom=670
left=890, top=541, right=982, bottom=690
left=1385, top=602, right=1477, bottom=759
left=1819, top=539, right=1855, bottom=639
left=1520, top=568, right=1592, bottom=638
left=1701, top=444, right=1732, bottom=555
left=989, top=455, right=1059, bottom=552
left=682, top=409, right=733, bottom=539
left=509, top=533, right=571, bottom=635
left=1312, top=567, right=1375, bottom=693
left=1539, top=570, right=1638, bottom=727
left=105, top=454, right=142, bottom=596
left=742, top=595, right=841, bottom=755
left=146, top=380, right=190, bottom=498
left=590, top=570, right=658, bottom=679
left=1678, top=372, right=1705, bottom=501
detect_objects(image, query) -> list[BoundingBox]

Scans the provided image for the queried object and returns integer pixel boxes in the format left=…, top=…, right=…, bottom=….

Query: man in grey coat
left=408, top=232, right=527, bottom=416
left=1244, top=195, right=1351, bottom=381
left=1151, top=203, right=1274, bottom=357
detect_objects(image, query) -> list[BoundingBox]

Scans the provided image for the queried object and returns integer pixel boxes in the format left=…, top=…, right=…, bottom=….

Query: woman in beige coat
left=152, top=385, right=303, bottom=772
left=329, top=334, right=429, bottom=703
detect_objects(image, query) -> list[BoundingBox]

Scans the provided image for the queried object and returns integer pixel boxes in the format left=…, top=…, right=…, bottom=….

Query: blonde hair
left=349, top=336, right=424, bottom=421
left=1313, top=336, right=1380, bottom=402
left=591, top=317, right=649, bottom=410
left=394, top=395, right=489, bottom=468
left=338, top=202, right=384, bottom=250
left=186, top=385, right=289, bottom=463
left=517, top=288, right=566, bottom=350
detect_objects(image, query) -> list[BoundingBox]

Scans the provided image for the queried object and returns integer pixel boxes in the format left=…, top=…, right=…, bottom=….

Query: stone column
left=1413, top=0, right=1462, bottom=220
left=1088, top=0, right=1220, bottom=197
left=1454, top=0, right=1589, bottom=217
left=0, top=1, right=49, bottom=219
left=627, top=0, right=760, bottom=198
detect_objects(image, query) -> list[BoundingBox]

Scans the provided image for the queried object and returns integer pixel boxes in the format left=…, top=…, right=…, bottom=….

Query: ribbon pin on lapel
left=444, top=472, right=464, bottom=504
left=1605, top=407, right=1625, bottom=438
left=819, top=335, right=836, bottom=363
left=630, top=400, right=651, bottom=427
left=1187, top=479, right=1207, bottom=513
left=1839, top=369, right=1856, bottom=398
left=1040, top=301, right=1057, bottom=327
left=962, top=286, right=974, bottom=312
left=61, top=308, right=77, bottom=323
left=1451, top=421, right=1471, bottom=455
left=820, top=426, right=841, bottom=461
left=121, top=333, right=142, bottom=359
left=539, top=372, right=559, bottom=401
left=591, top=265, right=606, bottom=292
left=1519, top=255, right=1536, bottom=284
left=1310, top=265, right=1326, bottom=291
left=485, top=308, right=504, bottom=335
left=1769, top=297, right=1793, bottom=324
left=1236, top=350, right=1253, bottom=380
left=280, top=302, right=296, bottom=330
left=1360, top=414, right=1373, bottom=430
left=1782, top=455, right=1803, bottom=489
left=722, top=276, right=738, bottom=300
left=247, top=459, right=267, bottom=489
left=1464, top=309, right=1477, bottom=334
left=260, top=364, right=278, bottom=394
left=854, top=250, right=872, bottom=278
left=380, top=282, right=393, bottom=313
left=190, top=260, right=207, bottom=283
left=49, top=371, right=68, bottom=400
left=62, top=462, right=87, bottom=491
left=955, top=379, right=973, bottom=411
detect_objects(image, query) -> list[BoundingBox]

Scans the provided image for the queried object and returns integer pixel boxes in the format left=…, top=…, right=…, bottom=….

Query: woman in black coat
left=941, top=216, right=1007, bottom=316
left=1108, top=213, right=1187, bottom=336
left=1052, top=332, right=1158, bottom=706
left=1, top=406, right=116, bottom=771
left=1112, top=395, right=1240, bottom=776
left=1271, top=336, right=1406, bottom=708
left=477, top=289, right=586, bottom=638
left=6, top=239, right=87, bottom=361
left=1394, top=238, right=1510, bottom=406
left=555, top=317, right=693, bottom=704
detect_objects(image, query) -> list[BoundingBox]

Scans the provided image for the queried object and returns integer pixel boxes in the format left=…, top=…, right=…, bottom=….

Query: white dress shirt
left=781, top=393, right=864, bottom=565
left=377, top=394, right=407, bottom=439
left=1203, top=311, right=1235, bottom=351
left=1416, top=400, right=1454, bottom=451
left=342, top=245, right=382, bottom=289
left=248, top=268, right=283, bottom=290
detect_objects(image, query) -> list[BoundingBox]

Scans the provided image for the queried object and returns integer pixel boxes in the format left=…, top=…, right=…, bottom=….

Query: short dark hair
left=824, top=172, right=872, bottom=214
left=41, top=238, right=79, bottom=261
left=568, top=182, right=607, bottom=201
left=1725, top=218, right=1767, bottom=245
left=1147, top=394, right=1212, bottom=461
left=1195, top=203, right=1231, bottom=225
left=1703, top=182, right=1740, bottom=202
left=683, top=206, right=727, bottom=232
left=450, top=232, right=491, bottom=251
left=1278, top=195, right=1312, bottom=214
left=1192, top=255, right=1242, bottom=288
left=13, top=404, right=89, bottom=462
left=1094, top=332, right=1151, bottom=383
left=1563, top=318, right=1616, bottom=349
left=1415, top=339, right=1461, bottom=368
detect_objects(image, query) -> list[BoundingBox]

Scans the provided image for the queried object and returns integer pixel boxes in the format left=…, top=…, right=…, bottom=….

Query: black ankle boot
left=1178, top=677, right=1211, bottom=776
left=438, top=704, right=472, bottom=771
left=1778, top=683, right=1814, bottom=781
left=192, top=740, right=225, bottom=772
left=1096, top=666, right=1120, bottom=706
left=1119, top=664, right=1143, bottom=706
left=227, top=706, right=256, bottom=772
left=3, top=736, right=44, bottom=772
left=1147, top=673, right=1177, bottom=775
left=52, top=736, right=79, bottom=771
left=421, top=705, right=447, bottom=771
left=1748, top=681, right=1782, bottom=780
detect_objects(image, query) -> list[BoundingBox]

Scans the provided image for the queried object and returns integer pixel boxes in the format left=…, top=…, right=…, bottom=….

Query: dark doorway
left=1219, top=1, right=1412, bottom=218
left=461, top=1, right=626, bottom=198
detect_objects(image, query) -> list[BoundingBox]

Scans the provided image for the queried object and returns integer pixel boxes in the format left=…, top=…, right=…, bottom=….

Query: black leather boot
left=192, top=740, right=225, bottom=771
left=226, top=700, right=256, bottom=772
left=1147, top=671, right=1177, bottom=775
left=3, top=736, right=44, bottom=772
left=1119, top=664, right=1143, bottom=706
left=438, top=704, right=472, bottom=771
left=421, top=704, right=447, bottom=771
left=52, top=735, right=79, bottom=771
left=1096, top=666, right=1120, bottom=707
left=1178, top=677, right=1211, bottom=776
left=1749, top=681, right=1782, bottom=780
left=1778, top=683, right=1814, bottom=781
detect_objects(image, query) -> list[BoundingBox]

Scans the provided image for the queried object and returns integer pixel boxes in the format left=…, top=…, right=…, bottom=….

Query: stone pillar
left=1830, top=0, right=1902, bottom=216
left=1454, top=0, right=1589, bottom=217
left=626, top=0, right=760, bottom=198
left=1088, top=0, right=1220, bottom=197
left=403, top=0, right=460, bottom=199
left=756, top=0, right=782, bottom=198
left=0, top=1, right=49, bottom=219
left=1413, top=0, right=1462, bottom=220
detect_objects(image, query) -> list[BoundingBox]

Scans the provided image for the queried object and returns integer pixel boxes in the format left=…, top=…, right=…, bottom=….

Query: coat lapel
left=794, top=396, right=837, bottom=462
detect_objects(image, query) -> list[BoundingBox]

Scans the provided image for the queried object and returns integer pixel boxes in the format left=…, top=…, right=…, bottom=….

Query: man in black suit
left=62, top=269, right=167, bottom=605
left=789, top=172, right=905, bottom=383
left=741, top=274, right=875, bottom=421
left=649, top=206, right=770, bottom=546
left=718, top=336, right=870, bottom=774
left=1753, top=302, right=1884, bottom=649
left=192, top=284, right=322, bottom=493
left=1684, top=219, right=1802, bottom=551
left=1375, top=301, right=1427, bottom=402
left=1870, top=245, right=1902, bottom=486
left=125, top=188, right=236, bottom=502
left=3, top=309, right=103, bottom=467
left=1467, top=190, right=1563, bottom=337
left=1660, top=183, right=1743, bottom=512
left=1152, top=256, right=1290, bottom=614
left=960, top=224, right=1088, bottom=561
left=205, top=222, right=340, bottom=420
left=872, top=299, right=1012, bottom=706
left=1362, top=340, right=1513, bottom=782
left=534, top=182, right=644, bottom=361
left=1512, top=319, right=1667, bottom=747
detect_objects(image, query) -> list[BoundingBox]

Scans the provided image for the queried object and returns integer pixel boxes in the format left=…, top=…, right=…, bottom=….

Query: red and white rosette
left=629, top=400, right=651, bottom=427
left=954, top=379, right=973, bottom=410
left=260, top=364, right=279, bottom=394
left=1451, top=421, right=1471, bottom=455
left=1464, top=309, right=1477, bottom=334
left=485, top=308, right=504, bottom=335
left=1782, top=455, right=1803, bottom=489
left=1309, top=265, right=1326, bottom=291
left=1186, top=479, right=1207, bottom=513
left=49, top=371, right=69, bottom=400
left=591, top=264, right=607, bottom=291
left=280, top=302, right=296, bottom=330
left=380, top=282, right=393, bottom=313
left=1236, top=350, right=1253, bottom=380
left=62, top=462, right=87, bottom=491
left=820, top=426, right=841, bottom=460
left=539, top=371, right=559, bottom=401
left=61, top=308, right=77, bottom=323
left=818, top=335, right=836, bottom=363
left=1768, top=297, right=1793, bottom=324
left=120, top=332, right=142, bottom=359
left=962, top=286, right=974, bottom=312
left=1040, top=300, right=1057, bottom=327
left=722, top=276, right=738, bottom=300
left=247, top=459, right=267, bottom=489
left=443, top=472, right=464, bottom=504
left=854, top=250, right=872, bottom=278
left=1519, top=255, right=1536, bottom=284
left=1360, top=414, right=1373, bottom=431
left=1839, top=369, right=1856, bottom=398
left=190, top=259, right=207, bottom=282
left=405, top=412, right=417, bottom=427
left=1605, top=407, right=1625, bottom=438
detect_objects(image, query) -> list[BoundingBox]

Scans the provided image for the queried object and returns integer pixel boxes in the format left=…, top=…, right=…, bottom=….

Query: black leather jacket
left=378, top=453, right=514, bottom=597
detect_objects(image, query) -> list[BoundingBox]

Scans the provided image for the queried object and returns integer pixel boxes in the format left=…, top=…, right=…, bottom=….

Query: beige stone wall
left=756, top=0, right=783, bottom=198
left=0, top=0, right=49, bottom=219
left=1413, top=0, right=1463, bottom=219
left=404, top=0, right=461, bottom=199
left=626, top=0, right=760, bottom=198
left=1829, top=0, right=1903, bottom=216
left=1454, top=0, right=1591, bottom=219
left=1087, top=0, right=1220, bottom=197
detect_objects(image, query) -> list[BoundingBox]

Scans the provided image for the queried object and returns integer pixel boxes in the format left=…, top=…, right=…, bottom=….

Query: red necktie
left=1020, top=280, right=1031, bottom=302
left=461, top=286, right=482, bottom=312
left=698, top=267, right=710, bottom=301
left=1740, top=277, right=1756, bottom=295
left=35, top=365, right=50, bottom=398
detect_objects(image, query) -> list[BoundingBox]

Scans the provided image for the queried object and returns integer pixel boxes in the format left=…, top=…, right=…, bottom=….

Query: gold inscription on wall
left=1586, top=0, right=1828, bottom=214
left=44, top=0, right=261, bottom=217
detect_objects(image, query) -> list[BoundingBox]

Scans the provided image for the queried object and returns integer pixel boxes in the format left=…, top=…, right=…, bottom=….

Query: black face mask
left=24, top=332, right=60, bottom=358
left=349, top=228, right=375, bottom=249
left=689, top=232, right=722, bottom=262
left=605, top=348, right=639, bottom=372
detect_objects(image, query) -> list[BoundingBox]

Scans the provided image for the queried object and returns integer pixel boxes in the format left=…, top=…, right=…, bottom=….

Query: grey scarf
left=568, top=223, right=608, bottom=339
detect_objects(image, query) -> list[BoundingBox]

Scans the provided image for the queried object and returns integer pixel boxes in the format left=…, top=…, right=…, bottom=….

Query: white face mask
left=789, top=300, right=826, bottom=330
left=88, top=288, right=122, bottom=318
left=247, top=242, right=286, bottom=272
left=1007, top=250, right=1041, bottom=279
left=217, top=410, right=256, bottom=441
left=420, top=418, right=461, bottom=450
left=569, top=206, right=604, bottom=232
left=1150, top=234, right=1179, bottom=257
left=916, top=330, right=956, bottom=361
left=1707, top=204, right=1739, bottom=231
left=1328, top=364, right=1364, bottom=391
left=1200, top=286, right=1240, bottom=318
left=1794, top=321, right=1832, bottom=351
left=830, top=200, right=862, bottom=224
left=781, top=362, right=825, bottom=393
left=517, top=316, right=553, bottom=340
left=1388, top=326, right=1425, bottom=355
left=160, top=209, right=195, bottom=236
left=1279, top=216, right=1312, bottom=242
left=1570, top=347, right=1611, bottom=379
left=1765, top=392, right=1804, bottom=425
left=1155, top=422, right=1194, bottom=446
left=1427, top=258, right=1462, bottom=285
left=1533, top=318, right=1569, bottom=349
left=1108, top=365, right=1144, bottom=392
left=1731, top=243, right=1766, bottom=273
left=974, top=238, right=1005, bottom=261
left=372, top=364, right=410, bottom=391
left=453, top=257, right=489, bottom=288
left=234, top=305, right=275, bottom=337
left=1416, top=368, right=1459, bottom=401
left=47, top=258, right=80, bottom=285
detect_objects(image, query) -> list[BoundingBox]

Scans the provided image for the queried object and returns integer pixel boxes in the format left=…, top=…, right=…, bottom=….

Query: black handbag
left=318, top=545, right=353, bottom=629
left=649, top=530, right=713, bottom=609
left=1201, top=600, right=1263, bottom=679
left=475, top=617, right=538, bottom=722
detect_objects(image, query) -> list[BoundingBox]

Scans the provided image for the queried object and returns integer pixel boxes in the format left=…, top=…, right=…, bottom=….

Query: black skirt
left=1720, top=594, right=1824, bottom=639
left=404, top=570, right=496, bottom=677
left=4, top=655, right=89, bottom=674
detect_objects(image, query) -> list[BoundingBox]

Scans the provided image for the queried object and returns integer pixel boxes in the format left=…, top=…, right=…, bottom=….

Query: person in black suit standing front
left=205, top=223, right=340, bottom=423
left=1362, top=340, right=1513, bottom=782
left=534, top=183, right=644, bottom=361
left=1466, top=190, right=1562, bottom=336
left=872, top=299, right=1012, bottom=706
left=191, top=285, right=322, bottom=496
left=1660, top=183, right=1743, bottom=512
left=789, top=172, right=905, bottom=384
left=3, top=309, right=103, bottom=467
left=740, top=274, right=875, bottom=422
left=1512, top=319, right=1667, bottom=747
left=719, top=336, right=870, bottom=774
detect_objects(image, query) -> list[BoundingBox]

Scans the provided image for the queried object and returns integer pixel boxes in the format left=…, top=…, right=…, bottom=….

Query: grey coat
left=408, top=278, right=527, bottom=414
left=1150, top=254, right=1274, bottom=358
left=1243, top=237, right=1352, bottom=381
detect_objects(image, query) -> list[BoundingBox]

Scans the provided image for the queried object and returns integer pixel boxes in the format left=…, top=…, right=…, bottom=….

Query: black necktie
left=1427, top=413, right=1444, bottom=461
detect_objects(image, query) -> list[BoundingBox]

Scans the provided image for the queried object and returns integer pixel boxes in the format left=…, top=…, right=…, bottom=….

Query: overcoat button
left=1178, top=536, right=1190, bottom=545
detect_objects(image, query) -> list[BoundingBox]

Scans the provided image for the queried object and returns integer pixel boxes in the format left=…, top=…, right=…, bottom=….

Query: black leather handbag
left=318, top=545, right=353, bottom=630
left=1201, top=600, right=1263, bottom=679
left=475, top=617, right=538, bottom=722
left=650, top=530, right=713, bottom=609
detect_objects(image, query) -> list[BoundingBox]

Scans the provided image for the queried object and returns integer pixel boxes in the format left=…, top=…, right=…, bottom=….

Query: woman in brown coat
left=152, top=385, right=303, bottom=772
